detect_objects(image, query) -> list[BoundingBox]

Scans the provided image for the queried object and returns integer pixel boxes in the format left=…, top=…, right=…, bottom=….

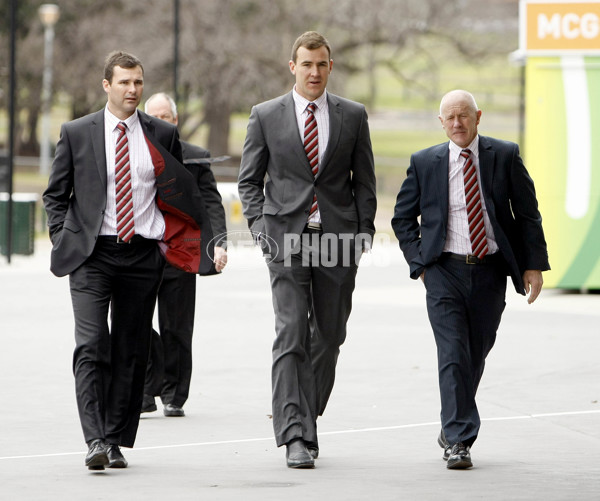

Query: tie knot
left=307, top=103, right=317, bottom=114
left=117, top=122, right=127, bottom=133
left=460, top=148, right=471, bottom=159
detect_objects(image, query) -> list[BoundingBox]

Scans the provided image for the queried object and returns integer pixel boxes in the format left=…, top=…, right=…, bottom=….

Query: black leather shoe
left=437, top=429, right=450, bottom=461
left=85, top=439, right=108, bottom=470
left=141, top=394, right=157, bottom=413
left=447, top=442, right=473, bottom=469
left=107, top=444, right=128, bottom=468
left=286, top=438, right=315, bottom=469
left=164, top=403, right=185, bottom=417
left=308, top=446, right=319, bottom=460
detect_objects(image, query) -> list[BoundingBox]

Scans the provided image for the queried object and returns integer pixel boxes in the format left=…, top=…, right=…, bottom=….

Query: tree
left=1, top=0, right=518, bottom=157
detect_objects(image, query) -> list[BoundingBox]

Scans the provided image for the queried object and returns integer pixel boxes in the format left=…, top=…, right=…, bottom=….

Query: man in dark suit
left=238, top=31, right=377, bottom=469
left=43, top=51, right=214, bottom=470
left=391, top=89, right=550, bottom=469
left=142, top=92, right=228, bottom=417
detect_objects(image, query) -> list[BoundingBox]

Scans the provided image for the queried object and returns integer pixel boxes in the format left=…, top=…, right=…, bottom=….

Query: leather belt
left=97, top=235, right=148, bottom=244
left=443, top=252, right=501, bottom=265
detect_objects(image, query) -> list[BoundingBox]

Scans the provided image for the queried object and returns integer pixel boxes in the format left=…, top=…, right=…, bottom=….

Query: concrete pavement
left=1, top=235, right=599, bottom=500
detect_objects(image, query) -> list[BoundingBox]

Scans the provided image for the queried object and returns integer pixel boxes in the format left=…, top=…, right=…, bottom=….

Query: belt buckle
left=465, top=254, right=478, bottom=265
left=116, top=236, right=130, bottom=244
left=307, top=222, right=322, bottom=231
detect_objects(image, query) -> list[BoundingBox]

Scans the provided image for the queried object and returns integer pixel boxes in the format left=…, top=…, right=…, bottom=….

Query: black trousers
left=69, top=237, right=164, bottom=447
left=424, top=254, right=507, bottom=447
left=144, top=264, right=196, bottom=408
left=267, top=231, right=358, bottom=447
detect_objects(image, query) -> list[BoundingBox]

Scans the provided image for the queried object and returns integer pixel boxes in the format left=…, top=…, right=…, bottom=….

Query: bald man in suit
left=392, top=90, right=549, bottom=469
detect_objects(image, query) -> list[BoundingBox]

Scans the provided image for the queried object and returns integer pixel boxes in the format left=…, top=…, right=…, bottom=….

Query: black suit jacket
left=391, top=135, right=550, bottom=294
left=181, top=141, right=227, bottom=249
left=43, top=109, right=215, bottom=277
left=238, top=91, right=377, bottom=261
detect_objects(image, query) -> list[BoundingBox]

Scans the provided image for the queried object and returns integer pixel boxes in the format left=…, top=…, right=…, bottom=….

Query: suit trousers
left=144, top=264, right=196, bottom=407
left=69, top=237, right=164, bottom=447
left=267, top=231, right=358, bottom=447
left=424, top=254, right=507, bottom=447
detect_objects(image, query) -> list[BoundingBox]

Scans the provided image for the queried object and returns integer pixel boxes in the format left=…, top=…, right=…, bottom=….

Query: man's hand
left=214, top=246, right=228, bottom=272
left=523, top=269, right=543, bottom=304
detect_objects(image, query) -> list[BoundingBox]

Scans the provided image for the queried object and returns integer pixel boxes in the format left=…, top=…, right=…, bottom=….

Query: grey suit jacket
left=391, top=135, right=550, bottom=294
left=238, top=91, right=377, bottom=262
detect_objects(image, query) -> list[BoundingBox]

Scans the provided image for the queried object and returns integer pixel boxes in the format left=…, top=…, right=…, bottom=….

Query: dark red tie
left=461, top=149, right=488, bottom=258
left=304, top=103, right=319, bottom=217
left=115, top=122, right=135, bottom=242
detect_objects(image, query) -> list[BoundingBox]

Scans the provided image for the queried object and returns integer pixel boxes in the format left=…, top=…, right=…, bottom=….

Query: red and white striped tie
left=115, top=122, right=135, bottom=242
left=461, top=149, right=488, bottom=259
left=304, top=103, right=319, bottom=217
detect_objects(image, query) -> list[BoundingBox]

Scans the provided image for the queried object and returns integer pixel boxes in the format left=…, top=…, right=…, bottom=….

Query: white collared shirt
left=292, top=87, right=330, bottom=224
left=100, top=107, right=165, bottom=239
left=443, top=135, right=499, bottom=255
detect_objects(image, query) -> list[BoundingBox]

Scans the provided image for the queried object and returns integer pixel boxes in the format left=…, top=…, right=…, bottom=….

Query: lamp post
left=38, top=4, right=60, bottom=176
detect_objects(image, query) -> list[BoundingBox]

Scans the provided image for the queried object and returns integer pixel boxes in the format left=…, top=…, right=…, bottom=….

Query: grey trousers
left=267, top=236, right=358, bottom=447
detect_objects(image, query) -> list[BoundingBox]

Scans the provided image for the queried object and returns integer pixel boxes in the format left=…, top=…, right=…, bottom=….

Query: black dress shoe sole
left=164, top=410, right=185, bottom=417
left=86, top=453, right=109, bottom=470
left=287, top=460, right=315, bottom=469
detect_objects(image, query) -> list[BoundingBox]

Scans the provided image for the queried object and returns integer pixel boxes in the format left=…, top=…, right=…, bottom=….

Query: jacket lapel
left=280, top=93, right=314, bottom=175
left=478, top=136, right=497, bottom=217
left=319, top=94, right=342, bottom=176
left=90, top=110, right=107, bottom=189
left=433, top=143, right=450, bottom=227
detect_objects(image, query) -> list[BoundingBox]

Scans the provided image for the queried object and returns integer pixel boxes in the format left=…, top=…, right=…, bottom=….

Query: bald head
left=438, top=90, right=482, bottom=148
left=145, top=92, right=178, bottom=125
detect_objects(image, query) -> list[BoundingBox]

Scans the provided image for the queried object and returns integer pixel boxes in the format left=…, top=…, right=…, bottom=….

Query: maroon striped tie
left=115, top=122, right=135, bottom=242
left=461, top=149, right=488, bottom=259
left=304, top=103, right=319, bottom=217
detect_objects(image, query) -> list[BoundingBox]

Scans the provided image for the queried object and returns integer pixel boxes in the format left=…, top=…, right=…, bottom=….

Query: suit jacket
left=43, top=109, right=215, bottom=277
left=391, top=135, right=550, bottom=294
left=238, top=91, right=377, bottom=261
left=181, top=141, right=227, bottom=249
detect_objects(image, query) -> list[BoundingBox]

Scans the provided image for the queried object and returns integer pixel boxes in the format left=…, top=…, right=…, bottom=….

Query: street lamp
left=38, top=4, right=60, bottom=176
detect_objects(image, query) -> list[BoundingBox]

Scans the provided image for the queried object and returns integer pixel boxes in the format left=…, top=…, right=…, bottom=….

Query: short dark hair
left=103, top=51, right=144, bottom=83
left=291, top=31, right=331, bottom=63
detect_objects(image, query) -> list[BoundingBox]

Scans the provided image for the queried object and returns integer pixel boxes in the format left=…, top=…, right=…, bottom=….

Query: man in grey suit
left=392, top=90, right=549, bottom=469
left=43, top=51, right=214, bottom=470
left=238, top=31, right=377, bottom=469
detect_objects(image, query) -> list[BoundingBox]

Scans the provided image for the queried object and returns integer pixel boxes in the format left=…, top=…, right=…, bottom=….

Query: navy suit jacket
left=391, top=135, right=550, bottom=294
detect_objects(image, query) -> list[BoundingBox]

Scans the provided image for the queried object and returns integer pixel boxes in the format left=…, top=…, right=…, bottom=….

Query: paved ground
left=1, top=234, right=599, bottom=500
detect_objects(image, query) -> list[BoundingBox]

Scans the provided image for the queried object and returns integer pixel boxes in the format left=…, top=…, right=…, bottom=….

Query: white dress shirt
left=443, top=135, right=498, bottom=255
left=100, top=107, right=165, bottom=239
left=292, top=87, right=330, bottom=224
